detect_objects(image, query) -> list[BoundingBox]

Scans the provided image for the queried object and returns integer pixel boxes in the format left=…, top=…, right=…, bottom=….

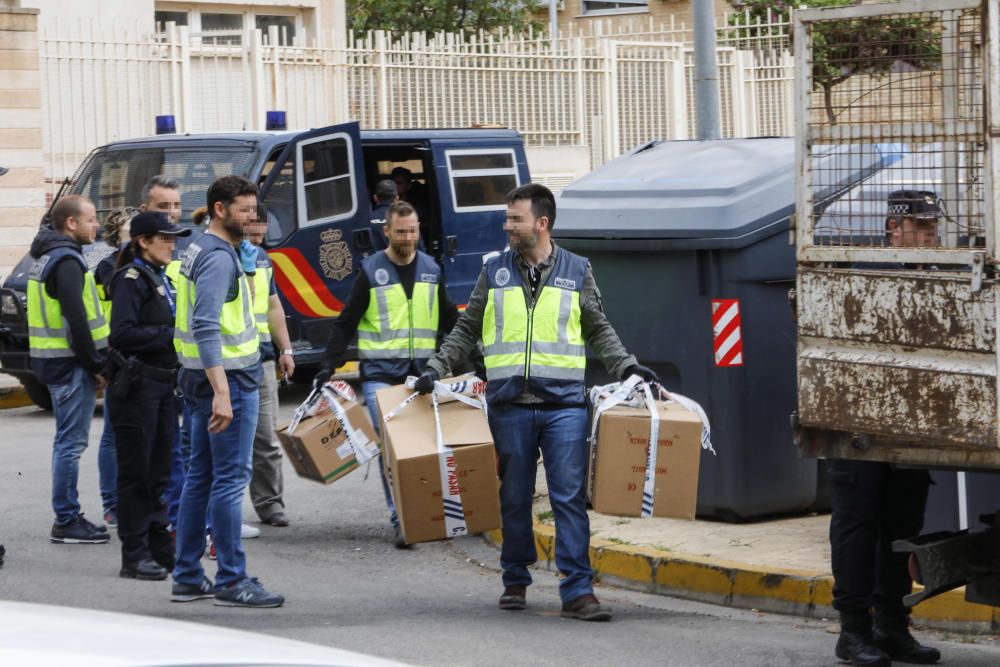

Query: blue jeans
left=49, top=365, right=97, bottom=526
left=362, top=380, right=399, bottom=529
left=166, top=396, right=191, bottom=528
left=487, top=403, right=592, bottom=603
left=173, top=380, right=258, bottom=588
left=98, top=398, right=117, bottom=514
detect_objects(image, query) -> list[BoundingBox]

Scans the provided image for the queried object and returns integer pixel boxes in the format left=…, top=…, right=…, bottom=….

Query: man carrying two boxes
left=416, top=183, right=657, bottom=622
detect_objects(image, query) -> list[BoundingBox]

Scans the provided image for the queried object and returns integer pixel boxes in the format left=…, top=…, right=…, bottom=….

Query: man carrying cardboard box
left=416, top=183, right=657, bottom=622
left=314, top=201, right=483, bottom=548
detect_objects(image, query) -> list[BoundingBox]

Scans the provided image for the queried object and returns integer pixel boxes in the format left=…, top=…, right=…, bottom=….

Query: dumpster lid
left=553, top=138, right=895, bottom=249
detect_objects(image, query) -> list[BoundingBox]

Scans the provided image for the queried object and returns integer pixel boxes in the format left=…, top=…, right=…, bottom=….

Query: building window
left=154, top=10, right=188, bottom=31
left=256, top=14, right=297, bottom=45
left=201, top=12, right=243, bottom=45
left=581, top=0, right=649, bottom=16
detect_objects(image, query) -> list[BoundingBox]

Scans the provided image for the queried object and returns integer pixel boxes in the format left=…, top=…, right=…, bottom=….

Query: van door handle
left=352, top=228, right=373, bottom=252
left=446, top=235, right=459, bottom=257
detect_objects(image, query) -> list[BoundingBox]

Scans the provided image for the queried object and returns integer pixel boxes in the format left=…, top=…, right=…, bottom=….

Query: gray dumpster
left=554, top=137, right=895, bottom=520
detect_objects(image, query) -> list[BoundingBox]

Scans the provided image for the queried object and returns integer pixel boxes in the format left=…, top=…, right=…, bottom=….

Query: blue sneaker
left=213, top=577, right=284, bottom=608
left=171, top=577, right=214, bottom=603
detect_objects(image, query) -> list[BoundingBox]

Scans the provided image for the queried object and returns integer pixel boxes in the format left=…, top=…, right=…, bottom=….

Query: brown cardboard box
left=591, top=400, right=703, bottom=520
left=275, top=400, right=378, bottom=486
left=375, top=382, right=501, bottom=544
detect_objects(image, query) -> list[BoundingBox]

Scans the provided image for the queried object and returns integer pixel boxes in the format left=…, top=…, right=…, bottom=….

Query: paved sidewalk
left=483, top=467, right=1000, bottom=633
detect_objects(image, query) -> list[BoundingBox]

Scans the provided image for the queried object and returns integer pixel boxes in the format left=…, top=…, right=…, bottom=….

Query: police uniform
left=829, top=189, right=941, bottom=666
left=107, top=212, right=189, bottom=579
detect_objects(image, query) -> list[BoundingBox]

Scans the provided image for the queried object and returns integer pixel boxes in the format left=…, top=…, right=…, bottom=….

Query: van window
left=297, top=134, right=356, bottom=226
left=446, top=149, right=519, bottom=211
left=69, top=146, right=258, bottom=227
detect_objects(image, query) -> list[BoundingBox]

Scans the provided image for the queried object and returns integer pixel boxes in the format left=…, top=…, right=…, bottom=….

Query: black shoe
left=264, top=512, right=290, bottom=527
left=561, top=593, right=612, bottom=621
left=874, top=626, right=941, bottom=664
left=120, top=558, right=168, bottom=581
left=171, top=577, right=215, bottom=602
left=50, top=516, right=111, bottom=544
left=392, top=525, right=411, bottom=549
left=835, top=631, right=891, bottom=666
left=499, top=585, right=527, bottom=610
left=0, top=544, right=5, bottom=567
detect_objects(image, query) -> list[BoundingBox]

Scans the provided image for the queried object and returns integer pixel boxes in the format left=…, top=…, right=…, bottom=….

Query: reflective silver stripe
left=530, top=365, right=585, bottom=381
left=175, top=327, right=259, bottom=346
left=557, top=288, right=572, bottom=346
left=483, top=341, right=524, bottom=356
left=29, top=348, right=76, bottom=359
left=33, top=281, right=59, bottom=330
left=259, top=331, right=272, bottom=342
left=485, top=364, right=522, bottom=380
left=492, top=287, right=505, bottom=349
left=29, top=326, right=65, bottom=338
left=375, top=286, right=392, bottom=335
left=94, top=339, right=109, bottom=350
left=254, top=314, right=269, bottom=324
left=359, top=348, right=410, bottom=359
left=87, top=280, right=107, bottom=329
left=180, top=350, right=260, bottom=370
left=412, top=348, right=433, bottom=359
left=358, top=327, right=436, bottom=343
left=533, top=341, right=586, bottom=357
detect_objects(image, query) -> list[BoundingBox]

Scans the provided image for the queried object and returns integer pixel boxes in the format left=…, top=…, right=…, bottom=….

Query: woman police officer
left=107, top=211, right=191, bottom=580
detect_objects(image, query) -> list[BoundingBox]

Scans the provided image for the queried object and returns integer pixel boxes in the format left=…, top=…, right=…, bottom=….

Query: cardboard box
left=591, top=400, right=703, bottom=520
left=375, top=382, right=501, bottom=544
left=275, top=400, right=378, bottom=486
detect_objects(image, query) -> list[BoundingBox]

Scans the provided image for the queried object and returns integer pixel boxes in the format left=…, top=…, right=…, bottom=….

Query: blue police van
left=0, top=122, right=530, bottom=408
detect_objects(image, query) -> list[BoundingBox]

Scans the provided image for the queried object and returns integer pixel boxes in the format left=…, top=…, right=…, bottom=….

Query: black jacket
left=108, top=261, right=177, bottom=369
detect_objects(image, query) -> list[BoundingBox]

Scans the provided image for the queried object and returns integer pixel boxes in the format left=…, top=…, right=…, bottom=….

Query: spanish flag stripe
left=270, top=249, right=344, bottom=318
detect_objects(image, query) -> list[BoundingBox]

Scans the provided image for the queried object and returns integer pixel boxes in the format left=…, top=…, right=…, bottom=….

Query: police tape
left=589, top=375, right=715, bottom=518
left=385, top=374, right=487, bottom=539
left=287, top=381, right=378, bottom=465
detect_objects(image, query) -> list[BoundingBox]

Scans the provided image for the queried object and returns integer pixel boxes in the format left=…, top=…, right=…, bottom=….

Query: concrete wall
left=0, top=6, right=44, bottom=281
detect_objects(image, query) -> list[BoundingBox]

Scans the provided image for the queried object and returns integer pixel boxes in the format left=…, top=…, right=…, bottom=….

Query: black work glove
left=473, top=362, right=487, bottom=381
left=414, top=368, right=440, bottom=394
left=623, top=363, right=659, bottom=385
left=313, top=367, right=333, bottom=391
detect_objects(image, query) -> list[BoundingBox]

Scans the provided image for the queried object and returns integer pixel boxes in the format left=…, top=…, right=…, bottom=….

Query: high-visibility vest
left=173, top=239, right=259, bottom=371
left=27, top=247, right=110, bottom=361
left=357, top=250, right=440, bottom=378
left=481, top=248, right=588, bottom=405
left=251, top=254, right=273, bottom=344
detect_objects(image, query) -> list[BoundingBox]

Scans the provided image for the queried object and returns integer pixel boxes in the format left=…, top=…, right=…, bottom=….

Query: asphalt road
left=2, top=388, right=1000, bottom=666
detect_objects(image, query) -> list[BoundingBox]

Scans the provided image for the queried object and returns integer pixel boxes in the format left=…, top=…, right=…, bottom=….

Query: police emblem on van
left=319, top=229, right=353, bottom=281
left=374, top=268, right=390, bottom=286
left=495, top=267, right=510, bottom=286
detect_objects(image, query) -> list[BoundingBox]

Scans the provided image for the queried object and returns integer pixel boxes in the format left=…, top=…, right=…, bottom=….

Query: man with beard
left=415, top=183, right=657, bottom=621
left=28, top=195, right=111, bottom=544
left=314, top=200, right=481, bottom=547
left=171, top=175, right=283, bottom=608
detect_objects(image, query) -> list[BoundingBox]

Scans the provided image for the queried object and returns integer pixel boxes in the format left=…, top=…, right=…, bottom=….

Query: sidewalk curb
left=0, top=383, right=30, bottom=409
left=484, top=523, right=1000, bottom=633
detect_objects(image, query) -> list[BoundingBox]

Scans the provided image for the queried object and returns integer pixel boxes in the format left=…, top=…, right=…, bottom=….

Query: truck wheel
left=20, top=377, right=52, bottom=411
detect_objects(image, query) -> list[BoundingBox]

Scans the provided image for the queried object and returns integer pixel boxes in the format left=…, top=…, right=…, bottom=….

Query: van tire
left=20, top=377, right=52, bottom=411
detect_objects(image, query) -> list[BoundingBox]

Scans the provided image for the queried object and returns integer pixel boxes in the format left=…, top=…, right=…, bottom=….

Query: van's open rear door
left=793, top=0, right=1000, bottom=468
left=258, top=121, right=367, bottom=365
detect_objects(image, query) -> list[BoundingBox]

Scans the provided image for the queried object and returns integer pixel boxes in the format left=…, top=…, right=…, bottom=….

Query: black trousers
left=829, top=459, right=931, bottom=617
left=108, top=375, right=177, bottom=567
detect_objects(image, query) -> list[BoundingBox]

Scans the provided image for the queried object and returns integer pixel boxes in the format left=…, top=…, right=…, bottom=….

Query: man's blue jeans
left=49, top=365, right=97, bottom=526
left=98, top=399, right=117, bottom=514
left=487, top=403, right=593, bottom=603
left=173, top=380, right=258, bottom=588
left=362, top=380, right=399, bottom=529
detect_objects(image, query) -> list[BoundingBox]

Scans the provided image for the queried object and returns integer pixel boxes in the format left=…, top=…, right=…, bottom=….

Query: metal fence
left=38, top=10, right=795, bottom=185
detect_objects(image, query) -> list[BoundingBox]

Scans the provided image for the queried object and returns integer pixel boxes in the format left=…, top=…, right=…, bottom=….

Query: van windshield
left=68, top=145, right=259, bottom=227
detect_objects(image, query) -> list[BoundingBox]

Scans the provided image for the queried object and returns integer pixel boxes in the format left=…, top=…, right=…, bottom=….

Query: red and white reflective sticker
left=711, top=298, right=744, bottom=367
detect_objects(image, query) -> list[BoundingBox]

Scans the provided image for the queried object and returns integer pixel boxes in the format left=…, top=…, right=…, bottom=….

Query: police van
left=0, top=122, right=529, bottom=408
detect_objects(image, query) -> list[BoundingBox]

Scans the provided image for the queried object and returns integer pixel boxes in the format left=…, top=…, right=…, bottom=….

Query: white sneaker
left=241, top=523, right=261, bottom=539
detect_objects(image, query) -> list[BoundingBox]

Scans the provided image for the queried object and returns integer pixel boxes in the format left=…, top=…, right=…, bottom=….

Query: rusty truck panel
left=798, top=268, right=996, bottom=353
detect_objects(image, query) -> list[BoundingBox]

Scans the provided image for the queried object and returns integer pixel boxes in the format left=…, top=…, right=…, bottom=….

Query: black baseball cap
left=129, top=211, right=191, bottom=237
left=887, top=189, right=942, bottom=220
